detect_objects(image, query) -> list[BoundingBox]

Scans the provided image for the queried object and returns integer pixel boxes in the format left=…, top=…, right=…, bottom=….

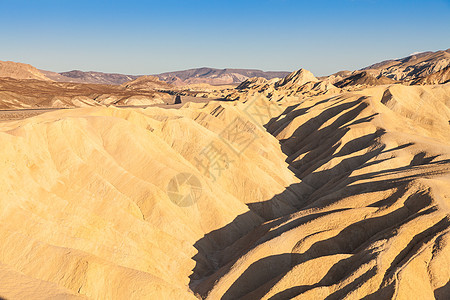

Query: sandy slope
left=0, top=99, right=298, bottom=299
left=0, top=83, right=449, bottom=299
left=195, top=83, right=450, bottom=299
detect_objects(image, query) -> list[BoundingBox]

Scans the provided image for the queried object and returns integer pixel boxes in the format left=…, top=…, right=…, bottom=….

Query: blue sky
left=0, top=0, right=449, bottom=75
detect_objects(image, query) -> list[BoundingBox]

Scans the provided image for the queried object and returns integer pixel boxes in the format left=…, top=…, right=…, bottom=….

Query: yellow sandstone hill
left=0, top=82, right=449, bottom=299
left=196, top=83, right=450, bottom=299
left=0, top=98, right=299, bottom=299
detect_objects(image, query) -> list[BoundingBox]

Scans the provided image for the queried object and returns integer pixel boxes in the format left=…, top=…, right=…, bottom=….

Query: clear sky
left=0, top=0, right=449, bottom=76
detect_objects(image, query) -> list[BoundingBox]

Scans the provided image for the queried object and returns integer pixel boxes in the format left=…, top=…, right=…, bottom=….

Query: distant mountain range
left=41, top=67, right=291, bottom=86
left=155, top=68, right=291, bottom=86
left=41, top=70, right=139, bottom=85
left=1, top=48, right=449, bottom=88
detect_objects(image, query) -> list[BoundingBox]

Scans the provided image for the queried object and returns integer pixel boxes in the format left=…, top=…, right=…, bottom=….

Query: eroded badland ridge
left=0, top=50, right=449, bottom=299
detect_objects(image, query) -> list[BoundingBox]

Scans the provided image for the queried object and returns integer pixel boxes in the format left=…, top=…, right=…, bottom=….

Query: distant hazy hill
left=120, top=75, right=173, bottom=90
left=42, top=70, right=140, bottom=85
left=0, top=60, right=52, bottom=81
left=155, top=67, right=291, bottom=86
left=2, top=48, right=449, bottom=88
left=40, top=68, right=291, bottom=86
left=334, top=71, right=397, bottom=88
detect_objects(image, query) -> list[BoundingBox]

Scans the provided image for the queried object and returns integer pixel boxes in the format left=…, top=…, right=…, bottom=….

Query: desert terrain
left=0, top=50, right=449, bottom=299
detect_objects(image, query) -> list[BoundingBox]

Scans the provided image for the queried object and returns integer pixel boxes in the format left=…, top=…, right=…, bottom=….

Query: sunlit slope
left=0, top=100, right=299, bottom=299
left=194, top=83, right=450, bottom=299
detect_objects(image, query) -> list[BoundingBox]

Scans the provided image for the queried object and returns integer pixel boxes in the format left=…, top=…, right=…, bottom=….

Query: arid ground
left=0, top=50, right=449, bottom=299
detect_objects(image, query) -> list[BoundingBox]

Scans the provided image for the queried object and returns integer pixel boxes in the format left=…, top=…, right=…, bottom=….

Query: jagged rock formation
left=275, top=68, right=318, bottom=89
left=408, top=65, right=450, bottom=85
left=334, top=71, right=397, bottom=88
left=6, top=49, right=449, bottom=89
left=236, top=77, right=270, bottom=90
left=362, top=49, right=450, bottom=81
left=318, top=49, right=450, bottom=88
left=227, top=69, right=338, bottom=101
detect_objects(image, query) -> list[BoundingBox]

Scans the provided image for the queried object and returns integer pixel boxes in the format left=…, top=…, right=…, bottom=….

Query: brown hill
left=408, top=65, right=450, bottom=85
left=362, top=49, right=450, bottom=80
left=43, top=67, right=290, bottom=86
left=54, top=70, right=140, bottom=85
left=0, top=77, right=173, bottom=109
left=334, top=71, right=397, bottom=88
left=0, top=60, right=52, bottom=81
left=319, top=49, right=450, bottom=86
left=155, top=67, right=291, bottom=86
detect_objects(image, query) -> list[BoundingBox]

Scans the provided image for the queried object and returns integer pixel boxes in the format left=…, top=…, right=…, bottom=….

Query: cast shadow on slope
left=190, top=160, right=449, bottom=299
left=434, top=282, right=450, bottom=300
left=189, top=97, right=450, bottom=299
